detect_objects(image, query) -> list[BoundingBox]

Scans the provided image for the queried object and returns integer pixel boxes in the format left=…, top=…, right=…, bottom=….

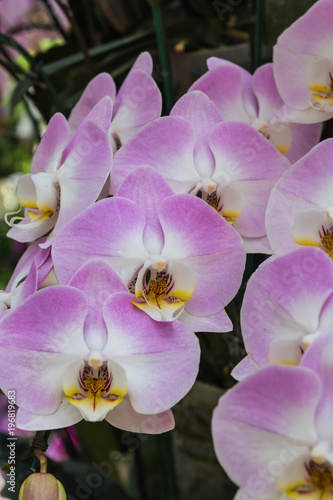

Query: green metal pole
left=254, top=0, right=264, bottom=70
left=149, top=0, right=174, bottom=114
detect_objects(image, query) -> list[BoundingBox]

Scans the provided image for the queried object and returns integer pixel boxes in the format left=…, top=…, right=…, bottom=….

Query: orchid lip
left=132, top=258, right=195, bottom=321
left=63, top=360, right=127, bottom=421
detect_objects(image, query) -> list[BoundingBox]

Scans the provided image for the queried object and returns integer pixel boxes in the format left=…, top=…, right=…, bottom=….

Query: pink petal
left=103, top=292, right=200, bottom=414
left=116, top=166, right=173, bottom=255
left=106, top=397, right=174, bottom=433
left=52, top=197, right=148, bottom=285
left=112, top=69, right=162, bottom=145
left=212, top=365, right=320, bottom=497
left=68, top=73, right=116, bottom=135
left=0, top=287, right=88, bottom=414
left=31, top=113, right=70, bottom=175
left=55, top=120, right=113, bottom=237
left=171, top=91, right=223, bottom=178
left=159, top=195, right=245, bottom=315
left=68, top=260, right=128, bottom=352
left=190, top=60, right=257, bottom=122
left=111, top=116, right=200, bottom=195
left=16, top=398, right=82, bottom=431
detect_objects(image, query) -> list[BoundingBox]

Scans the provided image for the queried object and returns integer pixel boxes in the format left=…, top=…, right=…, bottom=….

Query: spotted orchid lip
left=132, top=258, right=195, bottom=322
left=63, top=359, right=128, bottom=422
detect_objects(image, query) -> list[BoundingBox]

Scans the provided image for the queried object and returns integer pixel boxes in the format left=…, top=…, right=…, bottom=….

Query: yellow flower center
left=85, top=377, right=105, bottom=395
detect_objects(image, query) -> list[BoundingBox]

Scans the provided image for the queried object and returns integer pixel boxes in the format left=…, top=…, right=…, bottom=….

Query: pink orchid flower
left=112, top=91, right=290, bottom=254
left=52, top=167, right=245, bottom=332
left=190, top=59, right=322, bottom=164
left=233, top=247, right=333, bottom=379
left=273, top=0, right=333, bottom=124
left=0, top=260, right=200, bottom=432
left=7, top=103, right=113, bottom=246
left=68, top=52, right=162, bottom=154
left=213, top=335, right=333, bottom=499
left=266, top=139, right=333, bottom=259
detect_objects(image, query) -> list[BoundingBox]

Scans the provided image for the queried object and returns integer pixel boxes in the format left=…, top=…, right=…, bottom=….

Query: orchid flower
left=52, top=167, right=245, bottom=332
left=190, top=59, right=322, bottom=164
left=233, top=247, right=333, bottom=380
left=0, top=260, right=200, bottom=432
left=0, top=259, right=38, bottom=315
left=273, top=0, right=333, bottom=124
left=213, top=334, right=333, bottom=500
left=68, top=52, right=162, bottom=154
left=6, top=105, right=113, bottom=246
left=111, top=91, right=290, bottom=254
left=266, top=139, right=333, bottom=258
left=0, top=237, right=54, bottom=314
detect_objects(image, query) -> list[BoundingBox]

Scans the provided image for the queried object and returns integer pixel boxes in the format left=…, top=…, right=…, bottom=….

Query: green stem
left=42, top=30, right=154, bottom=76
left=150, top=1, right=174, bottom=114
left=254, top=0, right=264, bottom=70
left=156, top=432, right=179, bottom=500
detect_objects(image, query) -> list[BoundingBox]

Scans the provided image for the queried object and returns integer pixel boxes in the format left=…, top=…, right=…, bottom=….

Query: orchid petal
left=7, top=207, right=56, bottom=243
left=301, top=335, right=333, bottom=441
left=159, top=195, right=245, bottom=315
left=179, top=308, right=233, bottom=333
left=103, top=292, right=200, bottom=414
left=212, top=365, right=320, bottom=498
left=6, top=239, right=51, bottom=291
left=285, top=122, right=322, bottom=164
left=106, top=398, right=175, bottom=433
left=266, top=139, right=333, bottom=255
left=292, top=210, right=328, bottom=248
left=252, top=63, right=284, bottom=121
left=241, top=235, right=272, bottom=254
left=68, top=73, right=116, bottom=135
left=10, top=259, right=38, bottom=309
left=52, top=197, right=148, bottom=285
left=31, top=113, right=70, bottom=175
left=190, top=61, right=257, bottom=121
left=111, top=116, right=201, bottom=194
left=117, top=166, right=173, bottom=255
left=112, top=69, right=162, bottom=145
left=171, top=91, right=223, bottom=178
left=275, top=0, right=333, bottom=58
left=16, top=398, right=82, bottom=431
left=240, top=247, right=333, bottom=372
left=63, top=96, right=113, bottom=164
left=54, top=120, right=113, bottom=237
left=130, top=52, right=153, bottom=73
left=0, top=287, right=88, bottom=414
left=273, top=45, right=318, bottom=111
left=68, top=260, right=128, bottom=352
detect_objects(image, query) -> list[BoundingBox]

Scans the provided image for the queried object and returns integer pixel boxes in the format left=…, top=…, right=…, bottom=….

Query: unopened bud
left=19, top=472, right=66, bottom=499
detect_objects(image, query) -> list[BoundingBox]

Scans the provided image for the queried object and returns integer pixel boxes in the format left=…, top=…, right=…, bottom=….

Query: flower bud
left=19, top=472, right=66, bottom=500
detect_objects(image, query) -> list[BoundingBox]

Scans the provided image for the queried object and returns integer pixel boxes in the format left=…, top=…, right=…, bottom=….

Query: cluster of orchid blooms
left=1, top=0, right=333, bottom=497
